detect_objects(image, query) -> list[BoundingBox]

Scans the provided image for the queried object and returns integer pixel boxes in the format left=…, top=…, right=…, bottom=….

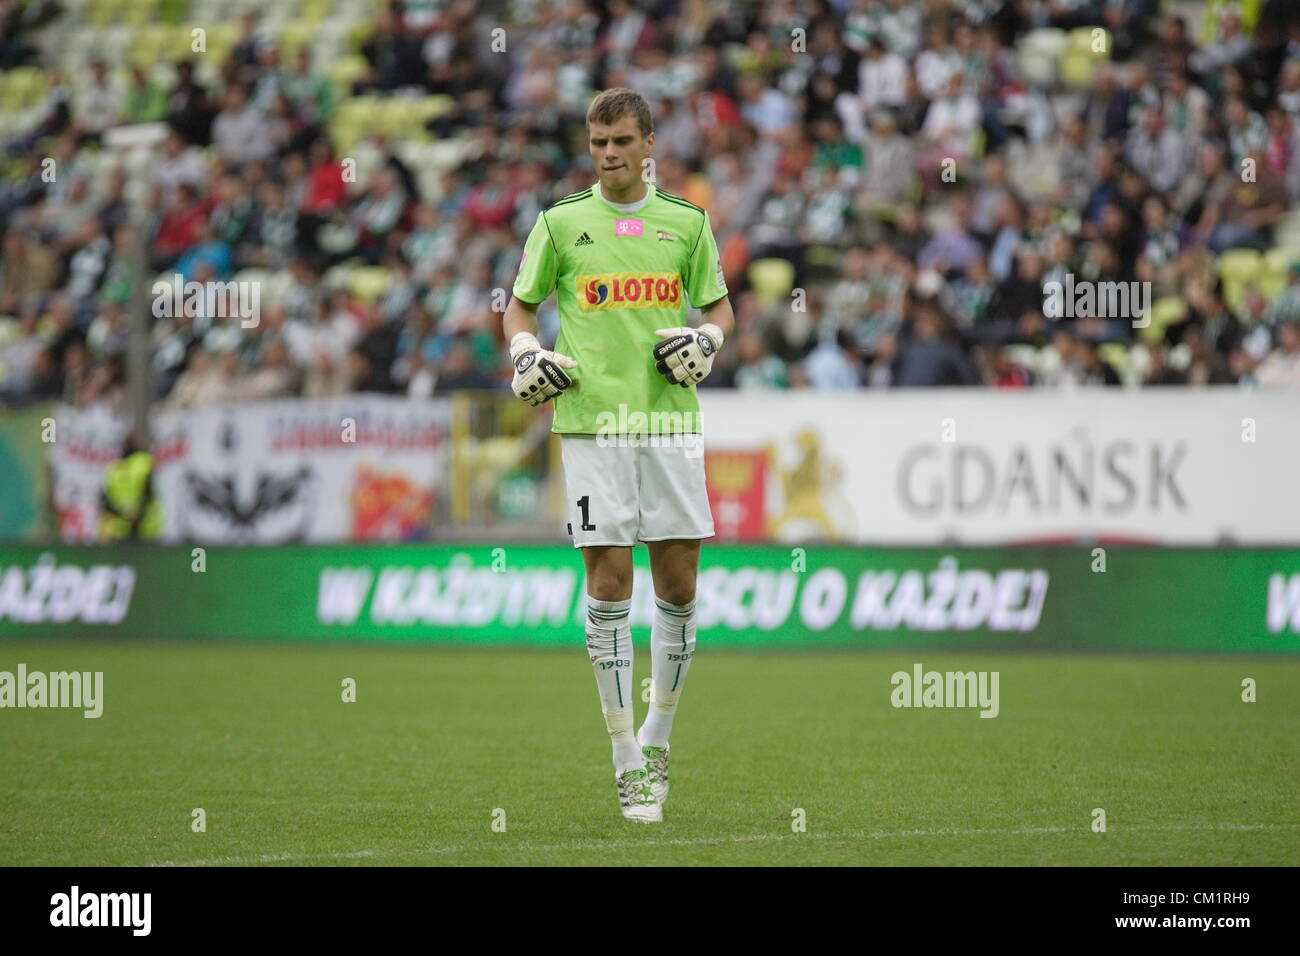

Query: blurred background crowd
left=3, top=0, right=1300, bottom=416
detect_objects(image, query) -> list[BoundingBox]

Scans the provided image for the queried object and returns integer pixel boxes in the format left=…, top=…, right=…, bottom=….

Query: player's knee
left=655, top=581, right=696, bottom=607
left=588, top=576, right=631, bottom=602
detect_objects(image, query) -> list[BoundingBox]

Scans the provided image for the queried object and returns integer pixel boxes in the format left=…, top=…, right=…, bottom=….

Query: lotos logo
left=578, top=273, right=681, bottom=311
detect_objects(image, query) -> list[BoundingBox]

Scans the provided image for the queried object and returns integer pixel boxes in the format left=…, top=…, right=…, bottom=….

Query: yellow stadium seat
left=85, top=0, right=122, bottom=29
left=327, top=55, right=370, bottom=100
left=747, top=258, right=796, bottom=308
left=299, top=0, right=332, bottom=23
left=1137, top=296, right=1188, bottom=345
left=1216, top=248, right=1264, bottom=316
left=122, top=0, right=160, bottom=26
left=278, top=20, right=317, bottom=62
left=1261, top=248, right=1300, bottom=300
left=1062, top=28, right=1109, bottom=88
left=349, top=267, right=393, bottom=302
left=1, top=68, right=47, bottom=111
left=1016, top=28, right=1067, bottom=88
left=1097, top=341, right=1129, bottom=375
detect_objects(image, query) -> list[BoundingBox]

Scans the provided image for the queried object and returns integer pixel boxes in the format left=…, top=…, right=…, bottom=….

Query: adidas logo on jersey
left=574, top=232, right=594, bottom=246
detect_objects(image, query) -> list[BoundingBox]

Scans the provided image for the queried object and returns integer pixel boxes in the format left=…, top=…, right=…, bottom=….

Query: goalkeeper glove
left=652, top=323, right=724, bottom=387
left=510, top=331, right=577, bottom=406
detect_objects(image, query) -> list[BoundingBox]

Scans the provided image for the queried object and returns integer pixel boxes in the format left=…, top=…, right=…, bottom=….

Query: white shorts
left=560, top=434, right=715, bottom=548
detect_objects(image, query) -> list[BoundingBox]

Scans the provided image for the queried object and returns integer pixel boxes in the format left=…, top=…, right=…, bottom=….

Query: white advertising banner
left=699, top=388, right=1300, bottom=545
left=152, top=396, right=450, bottom=543
left=47, top=403, right=131, bottom=544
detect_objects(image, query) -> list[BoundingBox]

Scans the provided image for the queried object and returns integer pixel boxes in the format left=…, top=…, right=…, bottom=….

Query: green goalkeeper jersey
left=512, top=182, right=728, bottom=435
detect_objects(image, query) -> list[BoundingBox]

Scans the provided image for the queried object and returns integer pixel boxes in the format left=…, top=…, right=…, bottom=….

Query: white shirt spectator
left=858, top=52, right=908, bottom=110
left=153, top=146, right=209, bottom=201
left=76, top=78, right=122, bottom=134
left=921, top=91, right=981, bottom=155
left=1255, top=346, right=1300, bottom=386
left=916, top=48, right=961, bottom=100
left=212, top=104, right=276, bottom=166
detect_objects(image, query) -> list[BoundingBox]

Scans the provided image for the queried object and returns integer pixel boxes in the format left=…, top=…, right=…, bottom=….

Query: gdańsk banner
left=1, top=545, right=1297, bottom=653
left=697, top=388, right=1300, bottom=545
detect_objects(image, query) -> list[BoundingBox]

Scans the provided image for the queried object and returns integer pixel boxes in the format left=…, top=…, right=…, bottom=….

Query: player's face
left=588, top=115, right=654, bottom=193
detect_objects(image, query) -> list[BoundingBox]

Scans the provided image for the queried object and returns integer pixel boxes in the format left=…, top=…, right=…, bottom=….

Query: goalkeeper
left=503, top=88, right=735, bottom=824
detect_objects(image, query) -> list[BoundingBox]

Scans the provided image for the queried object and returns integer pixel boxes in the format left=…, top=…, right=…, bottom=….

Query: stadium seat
left=322, top=260, right=363, bottom=292
left=1138, top=296, right=1188, bottom=345
left=1, top=68, right=49, bottom=112
left=122, top=0, right=161, bottom=27
left=131, top=25, right=175, bottom=68
left=1097, top=342, right=1131, bottom=380
left=747, top=258, right=795, bottom=308
left=1275, top=211, right=1300, bottom=250
left=1061, top=27, right=1110, bottom=89
left=157, top=0, right=188, bottom=24
left=194, top=23, right=240, bottom=65
left=349, top=267, right=393, bottom=302
left=347, top=19, right=375, bottom=53
left=1261, top=248, right=1300, bottom=300
left=327, top=55, right=370, bottom=103
left=1015, top=29, right=1067, bottom=88
left=1201, top=0, right=1262, bottom=43
left=85, top=0, right=123, bottom=28
left=1216, top=249, right=1264, bottom=316
left=95, top=26, right=137, bottom=67
left=277, top=20, right=318, bottom=62
left=299, top=0, right=333, bottom=24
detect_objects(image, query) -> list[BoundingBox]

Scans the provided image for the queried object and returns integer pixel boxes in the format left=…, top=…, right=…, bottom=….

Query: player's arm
left=505, top=295, right=578, bottom=407
left=506, top=212, right=577, bottom=406
left=700, top=295, right=734, bottom=340
left=503, top=294, right=540, bottom=342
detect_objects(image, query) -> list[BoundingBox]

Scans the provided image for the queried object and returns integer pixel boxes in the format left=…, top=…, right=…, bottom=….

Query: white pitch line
left=141, top=822, right=1300, bottom=867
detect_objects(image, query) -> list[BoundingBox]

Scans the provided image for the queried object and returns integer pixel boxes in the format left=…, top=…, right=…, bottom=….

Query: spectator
left=164, top=60, right=214, bottom=146
left=121, top=65, right=168, bottom=125
left=1204, top=152, right=1288, bottom=253
left=1125, top=106, right=1189, bottom=194
left=893, top=303, right=977, bottom=386
left=211, top=85, right=276, bottom=168
left=803, top=329, right=864, bottom=389
left=1254, top=319, right=1300, bottom=386
left=75, top=60, right=121, bottom=140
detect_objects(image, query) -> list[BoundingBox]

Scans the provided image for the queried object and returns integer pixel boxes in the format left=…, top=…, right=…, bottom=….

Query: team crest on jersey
left=657, top=231, right=676, bottom=242
left=578, top=273, right=681, bottom=310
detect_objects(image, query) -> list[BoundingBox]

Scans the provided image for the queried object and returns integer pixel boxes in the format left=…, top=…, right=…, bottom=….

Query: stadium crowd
left=3, top=0, right=1300, bottom=412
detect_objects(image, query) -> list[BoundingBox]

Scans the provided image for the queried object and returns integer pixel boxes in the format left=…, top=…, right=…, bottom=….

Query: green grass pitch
left=1, top=640, right=1296, bottom=866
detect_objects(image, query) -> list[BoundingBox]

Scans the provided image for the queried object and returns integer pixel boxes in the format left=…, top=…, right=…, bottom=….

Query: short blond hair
left=586, top=88, right=653, bottom=138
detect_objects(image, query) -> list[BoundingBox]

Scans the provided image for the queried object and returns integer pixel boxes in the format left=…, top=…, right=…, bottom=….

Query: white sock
left=638, top=595, right=697, bottom=749
left=585, top=595, right=641, bottom=773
